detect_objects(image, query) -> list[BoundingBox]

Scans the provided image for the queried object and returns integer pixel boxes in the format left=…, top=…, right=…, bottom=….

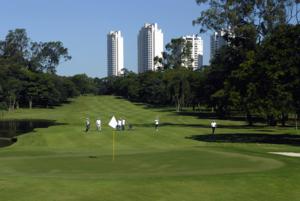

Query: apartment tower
left=107, top=31, right=124, bottom=76
left=210, top=30, right=227, bottom=62
left=138, top=23, right=164, bottom=73
left=182, top=35, right=204, bottom=70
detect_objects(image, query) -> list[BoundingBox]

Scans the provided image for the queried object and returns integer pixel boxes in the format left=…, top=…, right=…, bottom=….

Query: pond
left=0, top=119, right=61, bottom=148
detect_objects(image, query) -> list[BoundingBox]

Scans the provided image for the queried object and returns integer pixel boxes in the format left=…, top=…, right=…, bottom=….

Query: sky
left=0, top=0, right=211, bottom=78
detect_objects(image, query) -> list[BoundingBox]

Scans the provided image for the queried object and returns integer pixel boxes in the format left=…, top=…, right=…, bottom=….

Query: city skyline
left=0, top=0, right=211, bottom=78
left=107, top=25, right=206, bottom=75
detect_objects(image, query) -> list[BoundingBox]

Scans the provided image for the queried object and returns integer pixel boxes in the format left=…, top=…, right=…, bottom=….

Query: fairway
left=1, top=96, right=300, bottom=201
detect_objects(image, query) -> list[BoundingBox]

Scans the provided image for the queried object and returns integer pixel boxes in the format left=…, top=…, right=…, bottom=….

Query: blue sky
left=0, top=0, right=210, bottom=78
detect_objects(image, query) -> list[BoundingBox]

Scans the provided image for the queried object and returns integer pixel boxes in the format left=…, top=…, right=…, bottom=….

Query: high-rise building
left=182, top=35, right=203, bottom=70
left=210, top=30, right=227, bottom=62
left=107, top=31, right=124, bottom=76
left=138, top=23, right=164, bottom=73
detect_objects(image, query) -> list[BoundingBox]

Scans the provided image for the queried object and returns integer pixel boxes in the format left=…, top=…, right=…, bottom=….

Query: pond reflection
left=0, top=119, right=62, bottom=147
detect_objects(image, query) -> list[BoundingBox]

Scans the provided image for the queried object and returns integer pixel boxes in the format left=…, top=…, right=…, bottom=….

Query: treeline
left=192, top=0, right=300, bottom=126
left=97, top=69, right=203, bottom=111
left=0, top=29, right=98, bottom=110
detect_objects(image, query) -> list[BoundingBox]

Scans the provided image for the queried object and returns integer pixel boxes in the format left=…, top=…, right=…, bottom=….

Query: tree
left=22, top=71, right=38, bottom=109
left=225, top=24, right=300, bottom=126
left=0, top=29, right=29, bottom=64
left=138, top=71, right=167, bottom=105
left=71, top=74, right=97, bottom=95
left=29, top=41, right=71, bottom=74
left=164, top=38, right=194, bottom=69
left=189, top=69, right=207, bottom=111
left=0, top=29, right=71, bottom=74
left=257, top=24, right=300, bottom=125
left=164, top=68, right=191, bottom=112
left=0, top=84, right=6, bottom=111
left=0, top=29, right=76, bottom=109
left=193, top=0, right=299, bottom=41
left=193, top=0, right=299, bottom=124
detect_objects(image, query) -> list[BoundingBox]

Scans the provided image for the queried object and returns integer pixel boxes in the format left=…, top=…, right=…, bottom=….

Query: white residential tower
left=210, top=30, right=227, bottom=62
left=138, top=23, right=164, bottom=73
left=107, top=31, right=124, bottom=76
left=182, top=35, right=203, bottom=70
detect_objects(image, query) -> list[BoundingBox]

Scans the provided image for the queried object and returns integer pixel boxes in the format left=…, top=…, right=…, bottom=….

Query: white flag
left=108, top=116, right=118, bottom=129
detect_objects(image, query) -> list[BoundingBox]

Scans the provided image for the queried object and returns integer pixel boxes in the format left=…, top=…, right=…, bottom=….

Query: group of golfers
left=85, top=117, right=217, bottom=134
left=85, top=117, right=126, bottom=132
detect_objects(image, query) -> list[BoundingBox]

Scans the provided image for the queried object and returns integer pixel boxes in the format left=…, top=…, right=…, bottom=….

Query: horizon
left=0, top=0, right=210, bottom=78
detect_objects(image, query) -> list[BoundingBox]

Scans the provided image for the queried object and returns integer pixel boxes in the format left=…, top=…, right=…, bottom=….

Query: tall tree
left=29, top=41, right=71, bottom=74
left=193, top=0, right=299, bottom=41
left=165, top=38, right=194, bottom=69
left=0, top=29, right=75, bottom=109
left=164, top=68, right=191, bottom=112
left=154, top=38, right=193, bottom=70
left=0, top=29, right=29, bottom=64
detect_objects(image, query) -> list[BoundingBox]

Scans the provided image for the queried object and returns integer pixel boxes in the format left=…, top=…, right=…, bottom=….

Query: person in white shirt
left=211, top=121, right=217, bottom=134
left=122, top=119, right=126, bottom=131
left=117, top=119, right=122, bottom=131
left=96, top=119, right=101, bottom=131
left=85, top=118, right=90, bottom=132
left=155, top=119, right=159, bottom=131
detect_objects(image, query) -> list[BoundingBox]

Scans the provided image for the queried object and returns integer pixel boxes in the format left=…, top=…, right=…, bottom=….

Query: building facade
left=107, top=31, right=124, bottom=76
left=138, top=23, right=164, bottom=73
left=210, top=30, right=227, bottom=62
left=182, top=35, right=203, bottom=70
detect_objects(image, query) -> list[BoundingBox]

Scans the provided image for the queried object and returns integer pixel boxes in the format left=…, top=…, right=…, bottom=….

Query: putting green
left=0, top=149, right=283, bottom=179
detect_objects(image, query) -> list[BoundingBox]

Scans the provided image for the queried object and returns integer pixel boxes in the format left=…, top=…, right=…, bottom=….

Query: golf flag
left=109, top=116, right=118, bottom=129
left=109, top=116, right=117, bottom=161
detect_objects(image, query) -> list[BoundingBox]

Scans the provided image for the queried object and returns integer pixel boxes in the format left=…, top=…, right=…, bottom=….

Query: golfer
left=211, top=120, right=217, bottom=134
left=155, top=118, right=159, bottom=131
left=117, top=119, right=122, bottom=131
left=85, top=118, right=90, bottom=132
left=96, top=118, right=101, bottom=131
left=122, top=119, right=126, bottom=131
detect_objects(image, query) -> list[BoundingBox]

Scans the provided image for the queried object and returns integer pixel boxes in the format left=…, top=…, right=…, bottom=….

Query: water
left=0, top=119, right=59, bottom=147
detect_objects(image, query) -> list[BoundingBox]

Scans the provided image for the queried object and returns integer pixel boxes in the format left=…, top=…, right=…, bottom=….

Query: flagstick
left=112, top=130, right=115, bottom=161
left=108, top=116, right=117, bottom=161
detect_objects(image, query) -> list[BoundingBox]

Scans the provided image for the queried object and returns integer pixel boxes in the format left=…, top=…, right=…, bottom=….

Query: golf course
left=0, top=95, right=300, bottom=201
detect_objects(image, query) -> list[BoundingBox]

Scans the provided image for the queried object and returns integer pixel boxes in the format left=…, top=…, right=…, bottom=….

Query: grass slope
left=0, top=95, right=300, bottom=201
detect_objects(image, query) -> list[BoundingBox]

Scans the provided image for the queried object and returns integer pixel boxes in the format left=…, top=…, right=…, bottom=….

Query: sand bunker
left=269, top=152, right=300, bottom=157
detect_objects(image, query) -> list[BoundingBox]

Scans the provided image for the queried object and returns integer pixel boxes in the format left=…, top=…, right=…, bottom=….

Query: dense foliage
left=0, top=29, right=97, bottom=110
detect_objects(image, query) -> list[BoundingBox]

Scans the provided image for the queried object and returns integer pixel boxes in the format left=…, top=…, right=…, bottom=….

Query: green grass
left=0, top=95, right=300, bottom=201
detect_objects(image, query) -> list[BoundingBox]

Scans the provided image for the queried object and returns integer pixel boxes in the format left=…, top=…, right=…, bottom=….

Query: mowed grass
left=0, top=95, right=300, bottom=201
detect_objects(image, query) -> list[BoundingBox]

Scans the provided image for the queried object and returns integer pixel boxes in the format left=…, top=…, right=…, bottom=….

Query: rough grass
left=0, top=95, right=300, bottom=201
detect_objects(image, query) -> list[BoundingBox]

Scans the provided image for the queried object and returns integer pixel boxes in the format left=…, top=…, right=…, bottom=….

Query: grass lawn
left=0, top=95, right=300, bottom=201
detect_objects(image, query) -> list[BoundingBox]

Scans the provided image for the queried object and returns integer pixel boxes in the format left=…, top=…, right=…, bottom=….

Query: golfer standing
left=211, top=120, right=217, bottom=134
left=155, top=118, right=159, bottom=131
left=122, top=119, right=126, bottom=131
left=117, top=119, right=122, bottom=131
left=96, top=118, right=101, bottom=131
left=85, top=118, right=90, bottom=132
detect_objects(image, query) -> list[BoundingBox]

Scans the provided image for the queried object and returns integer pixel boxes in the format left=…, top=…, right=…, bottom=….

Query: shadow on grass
left=130, top=100, right=267, bottom=124
left=186, top=133, right=300, bottom=146
left=172, top=111, right=269, bottom=124
left=132, top=122, right=274, bottom=130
